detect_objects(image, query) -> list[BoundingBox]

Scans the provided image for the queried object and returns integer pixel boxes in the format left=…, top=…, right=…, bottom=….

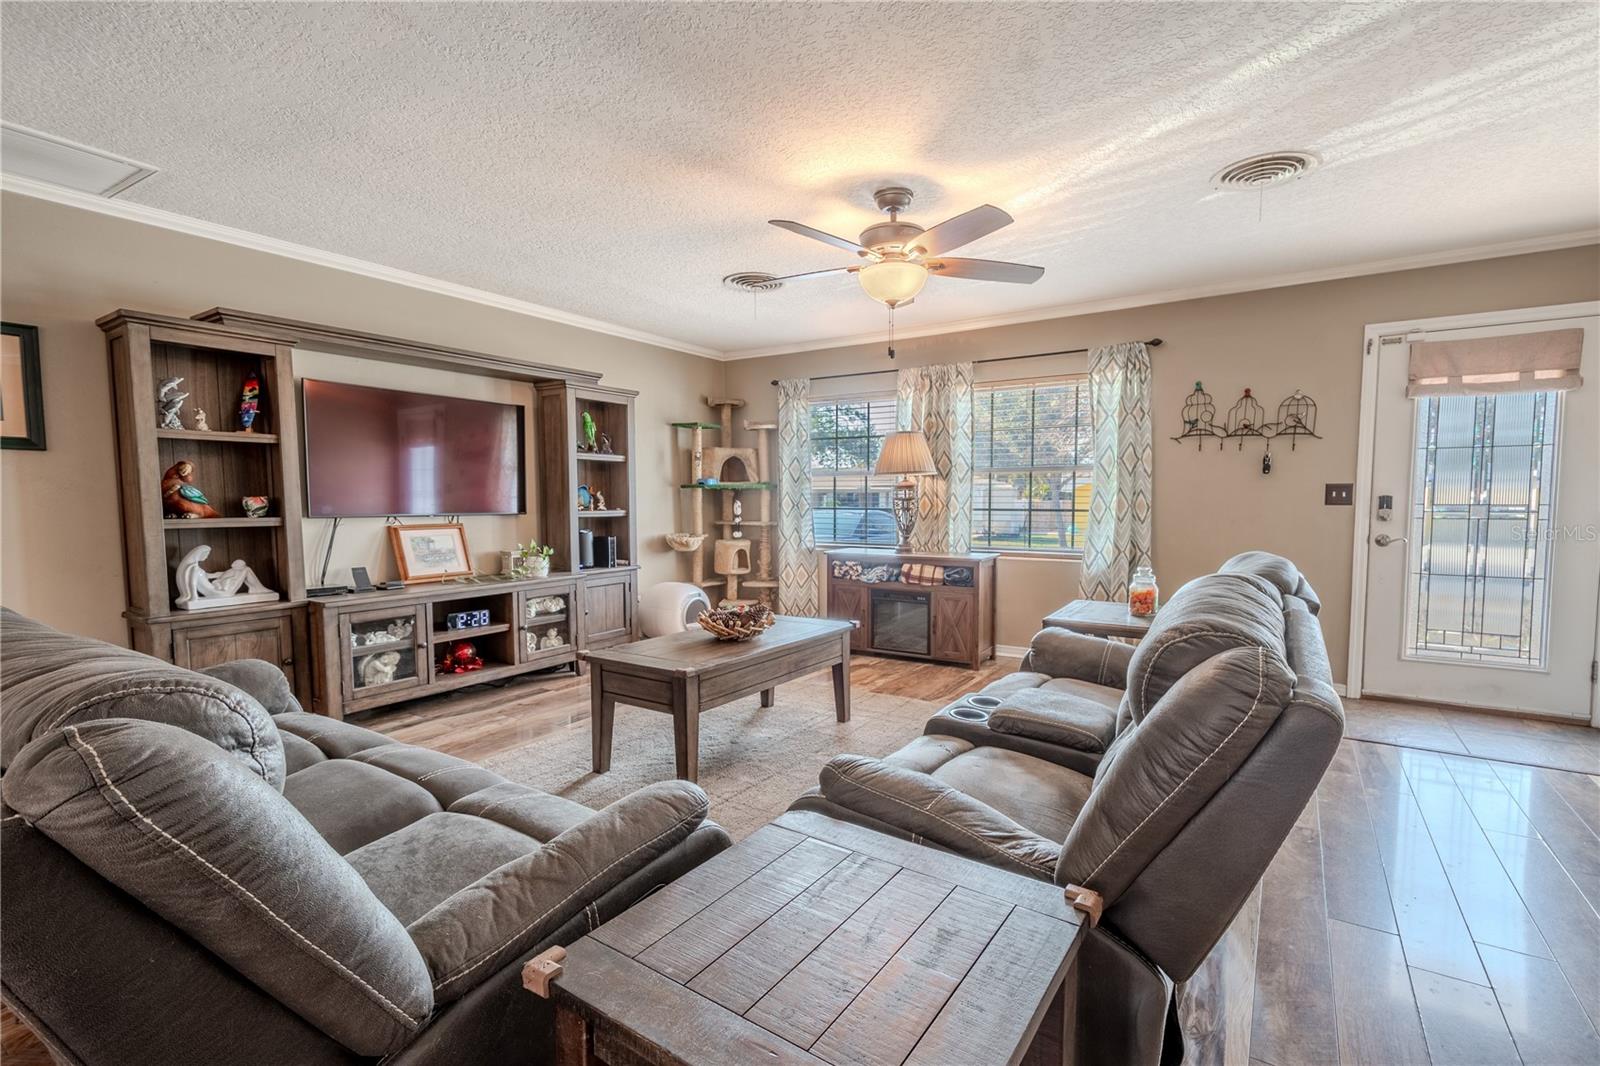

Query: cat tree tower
left=670, top=397, right=775, bottom=605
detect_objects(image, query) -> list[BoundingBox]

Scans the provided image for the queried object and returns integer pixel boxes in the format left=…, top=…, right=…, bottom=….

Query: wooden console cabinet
left=309, top=568, right=639, bottom=719
left=824, top=549, right=997, bottom=669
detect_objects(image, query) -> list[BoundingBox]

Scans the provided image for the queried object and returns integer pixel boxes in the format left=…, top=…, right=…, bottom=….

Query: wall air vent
left=722, top=272, right=784, bottom=293
left=1, top=123, right=158, bottom=197
left=1212, top=150, right=1321, bottom=190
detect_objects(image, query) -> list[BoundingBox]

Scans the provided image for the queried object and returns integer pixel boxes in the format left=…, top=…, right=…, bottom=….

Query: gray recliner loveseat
left=0, top=608, right=730, bottom=1065
left=794, top=552, right=1343, bottom=1064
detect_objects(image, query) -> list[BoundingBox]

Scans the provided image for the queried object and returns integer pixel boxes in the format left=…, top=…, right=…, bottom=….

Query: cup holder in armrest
left=948, top=694, right=1001, bottom=722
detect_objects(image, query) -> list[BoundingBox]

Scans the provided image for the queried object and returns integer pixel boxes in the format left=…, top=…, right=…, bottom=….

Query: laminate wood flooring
left=7, top=654, right=1598, bottom=1065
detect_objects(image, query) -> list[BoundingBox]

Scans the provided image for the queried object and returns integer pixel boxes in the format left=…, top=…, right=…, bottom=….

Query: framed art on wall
left=388, top=522, right=473, bottom=583
left=1, top=323, right=45, bottom=450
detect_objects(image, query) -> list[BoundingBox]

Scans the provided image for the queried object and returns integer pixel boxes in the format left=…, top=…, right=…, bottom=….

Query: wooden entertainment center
left=101, top=308, right=641, bottom=718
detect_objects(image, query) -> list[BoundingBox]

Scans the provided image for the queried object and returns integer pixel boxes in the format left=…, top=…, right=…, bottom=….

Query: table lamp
left=875, top=430, right=937, bottom=551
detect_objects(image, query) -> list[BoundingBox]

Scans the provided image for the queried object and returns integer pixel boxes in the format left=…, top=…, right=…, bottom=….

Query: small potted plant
left=515, top=541, right=554, bottom=579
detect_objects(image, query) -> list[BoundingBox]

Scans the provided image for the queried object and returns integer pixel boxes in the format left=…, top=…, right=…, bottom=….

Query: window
left=1403, top=390, right=1561, bottom=668
left=972, top=377, right=1093, bottom=553
left=809, top=397, right=899, bottom=546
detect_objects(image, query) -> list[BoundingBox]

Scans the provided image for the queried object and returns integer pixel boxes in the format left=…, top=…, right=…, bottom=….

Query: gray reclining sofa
left=793, top=552, right=1343, bottom=1063
left=0, top=608, right=730, bottom=1065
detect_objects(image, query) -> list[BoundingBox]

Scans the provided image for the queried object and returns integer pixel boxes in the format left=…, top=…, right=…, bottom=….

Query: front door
left=1359, top=309, right=1599, bottom=720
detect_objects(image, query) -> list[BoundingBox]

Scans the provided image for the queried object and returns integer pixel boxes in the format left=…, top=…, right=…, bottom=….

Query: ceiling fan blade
left=769, top=219, right=870, bottom=255
left=908, top=204, right=1013, bottom=256
left=767, top=266, right=859, bottom=284
left=927, top=257, right=1044, bottom=284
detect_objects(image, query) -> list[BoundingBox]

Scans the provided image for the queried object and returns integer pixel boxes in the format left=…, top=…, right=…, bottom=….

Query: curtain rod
left=770, top=338, right=1163, bottom=386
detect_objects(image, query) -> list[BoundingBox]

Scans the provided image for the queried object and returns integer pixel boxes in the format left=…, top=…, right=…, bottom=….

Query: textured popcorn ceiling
left=2, top=2, right=1596, bottom=356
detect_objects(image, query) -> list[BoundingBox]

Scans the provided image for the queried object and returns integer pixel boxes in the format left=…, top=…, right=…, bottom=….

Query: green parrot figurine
left=580, top=411, right=598, bottom=452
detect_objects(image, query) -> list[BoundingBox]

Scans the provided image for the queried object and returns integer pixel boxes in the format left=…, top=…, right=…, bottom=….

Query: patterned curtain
left=895, top=363, right=974, bottom=554
left=1081, top=342, right=1153, bottom=601
left=776, top=378, right=819, bottom=616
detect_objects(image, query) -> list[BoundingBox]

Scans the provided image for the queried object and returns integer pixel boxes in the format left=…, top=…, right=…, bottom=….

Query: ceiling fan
left=766, top=186, right=1044, bottom=308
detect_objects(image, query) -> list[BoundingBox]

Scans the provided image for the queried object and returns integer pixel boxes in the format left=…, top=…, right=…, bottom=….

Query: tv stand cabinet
left=824, top=549, right=996, bottom=669
left=308, top=567, right=638, bottom=719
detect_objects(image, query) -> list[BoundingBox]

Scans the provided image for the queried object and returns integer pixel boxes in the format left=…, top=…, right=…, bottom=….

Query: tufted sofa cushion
left=1120, top=572, right=1286, bottom=723
left=3, top=717, right=433, bottom=1057
left=410, top=780, right=710, bottom=1004
left=0, top=608, right=285, bottom=788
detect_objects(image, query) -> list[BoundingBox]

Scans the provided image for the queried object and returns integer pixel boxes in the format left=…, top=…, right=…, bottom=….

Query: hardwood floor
left=6, top=653, right=1598, bottom=1065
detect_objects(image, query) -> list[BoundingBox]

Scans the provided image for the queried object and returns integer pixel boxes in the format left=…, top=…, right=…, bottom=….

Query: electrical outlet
left=1324, top=483, right=1353, bottom=506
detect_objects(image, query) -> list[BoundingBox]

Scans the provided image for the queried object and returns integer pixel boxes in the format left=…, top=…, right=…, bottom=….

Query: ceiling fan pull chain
left=888, top=305, right=896, bottom=361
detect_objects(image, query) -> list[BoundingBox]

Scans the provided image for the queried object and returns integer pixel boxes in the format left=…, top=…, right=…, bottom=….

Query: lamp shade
left=858, top=259, right=928, bottom=308
left=875, top=430, right=937, bottom=476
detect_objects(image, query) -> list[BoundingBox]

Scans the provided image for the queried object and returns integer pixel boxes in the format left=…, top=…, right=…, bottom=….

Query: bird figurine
left=161, top=460, right=221, bottom=519
left=157, top=377, right=188, bottom=429
left=238, top=372, right=261, bottom=432
left=580, top=410, right=597, bottom=452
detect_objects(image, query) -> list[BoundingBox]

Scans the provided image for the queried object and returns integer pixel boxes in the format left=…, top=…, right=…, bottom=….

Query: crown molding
left=8, top=173, right=1593, bottom=365
left=0, top=174, right=722, bottom=359
left=722, top=229, right=1600, bottom=360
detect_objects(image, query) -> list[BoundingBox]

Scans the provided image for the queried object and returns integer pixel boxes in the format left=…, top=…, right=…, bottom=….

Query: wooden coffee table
left=584, top=616, right=855, bottom=783
left=532, top=810, right=1087, bottom=1066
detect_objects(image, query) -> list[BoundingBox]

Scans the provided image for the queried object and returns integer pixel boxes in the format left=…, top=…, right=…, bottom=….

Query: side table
left=528, top=809, right=1088, bottom=1066
left=1041, top=599, right=1153, bottom=641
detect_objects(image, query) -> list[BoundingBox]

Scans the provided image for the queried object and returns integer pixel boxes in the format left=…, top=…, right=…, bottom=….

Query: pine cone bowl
left=696, top=602, right=776, bottom=641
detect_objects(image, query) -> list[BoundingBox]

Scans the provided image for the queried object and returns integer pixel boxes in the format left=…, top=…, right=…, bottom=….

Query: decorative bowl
left=665, top=532, right=707, bottom=552
left=697, top=602, right=775, bottom=642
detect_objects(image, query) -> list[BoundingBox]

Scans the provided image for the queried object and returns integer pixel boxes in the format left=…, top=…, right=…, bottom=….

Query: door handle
left=1373, top=533, right=1408, bottom=547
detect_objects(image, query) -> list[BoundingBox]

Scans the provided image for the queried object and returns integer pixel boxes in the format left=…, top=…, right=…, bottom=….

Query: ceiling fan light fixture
left=858, top=258, right=927, bottom=308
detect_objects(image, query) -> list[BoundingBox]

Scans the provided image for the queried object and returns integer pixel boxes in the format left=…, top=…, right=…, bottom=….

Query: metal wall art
left=1171, top=382, right=1321, bottom=474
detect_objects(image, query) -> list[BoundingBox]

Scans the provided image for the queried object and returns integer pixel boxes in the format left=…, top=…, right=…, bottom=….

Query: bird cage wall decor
left=1172, top=381, right=1223, bottom=449
left=1224, top=388, right=1267, bottom=446
left=1171, top=384, right=1323, bottom=473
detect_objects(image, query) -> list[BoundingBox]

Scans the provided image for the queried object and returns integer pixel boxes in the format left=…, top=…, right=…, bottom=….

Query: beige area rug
left=482, top=675, right=938, bottom=839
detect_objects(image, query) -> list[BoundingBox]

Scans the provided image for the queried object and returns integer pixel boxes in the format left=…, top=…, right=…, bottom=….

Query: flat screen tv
left=302, top=379, right=525, bottom=517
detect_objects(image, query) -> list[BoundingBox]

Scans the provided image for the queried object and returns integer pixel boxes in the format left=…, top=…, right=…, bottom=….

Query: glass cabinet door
left=343, top=605, right=426, bottom=698
left=519, top=586, right=574, bottom=661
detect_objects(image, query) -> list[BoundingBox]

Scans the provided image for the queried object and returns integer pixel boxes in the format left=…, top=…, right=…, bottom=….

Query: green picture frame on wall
left=0, top=322, right=45, bottom=450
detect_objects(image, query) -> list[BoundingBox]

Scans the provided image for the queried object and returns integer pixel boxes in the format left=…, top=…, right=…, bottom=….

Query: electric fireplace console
left=823, top=548, right=996, bottom=669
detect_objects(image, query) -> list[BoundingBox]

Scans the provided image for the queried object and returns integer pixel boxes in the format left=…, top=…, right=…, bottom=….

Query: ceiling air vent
left=723, top=272, right=784, bottom=294
left=1, top=123, right=158, bottom=197
left=1212, top=151, right=1320, bottom=191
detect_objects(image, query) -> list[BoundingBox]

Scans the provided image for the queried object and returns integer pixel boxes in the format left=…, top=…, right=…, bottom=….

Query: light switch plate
left=1324, top=483, right=1353, bottom=506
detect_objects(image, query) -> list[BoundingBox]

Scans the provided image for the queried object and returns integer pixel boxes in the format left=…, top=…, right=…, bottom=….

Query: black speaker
left=596, top=535, right=618, bottom=568
left=577, top=529, right=594, bottom=568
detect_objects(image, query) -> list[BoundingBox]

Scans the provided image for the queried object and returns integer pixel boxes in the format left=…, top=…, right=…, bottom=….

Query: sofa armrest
left=197, top=659, right=302, bottom=716
left=408, top=781, right=708, bottom=1004
left=819, top=754, right=1059, bottom=879
left=989, top=691, right=1116, bottom=753
left=1022, top=629, right=1133, bottom=689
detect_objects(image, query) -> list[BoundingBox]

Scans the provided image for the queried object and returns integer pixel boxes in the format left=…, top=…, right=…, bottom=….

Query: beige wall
left=724, top=245, right=1600, bottom=678
left=0, top=191, right=722, bottom=644
left=4, top=186, right=1593, bottom=679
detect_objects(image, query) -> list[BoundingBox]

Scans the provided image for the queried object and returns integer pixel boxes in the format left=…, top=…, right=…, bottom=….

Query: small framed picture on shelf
left=1, top=323, right=46, bottom=451
left=388, top=523, right=472, bottom=583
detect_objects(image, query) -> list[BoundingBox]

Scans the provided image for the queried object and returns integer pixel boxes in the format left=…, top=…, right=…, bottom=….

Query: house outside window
left=809, top=396, right=900, bottom=546
left=972, top=377, right=1092, bottom=554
